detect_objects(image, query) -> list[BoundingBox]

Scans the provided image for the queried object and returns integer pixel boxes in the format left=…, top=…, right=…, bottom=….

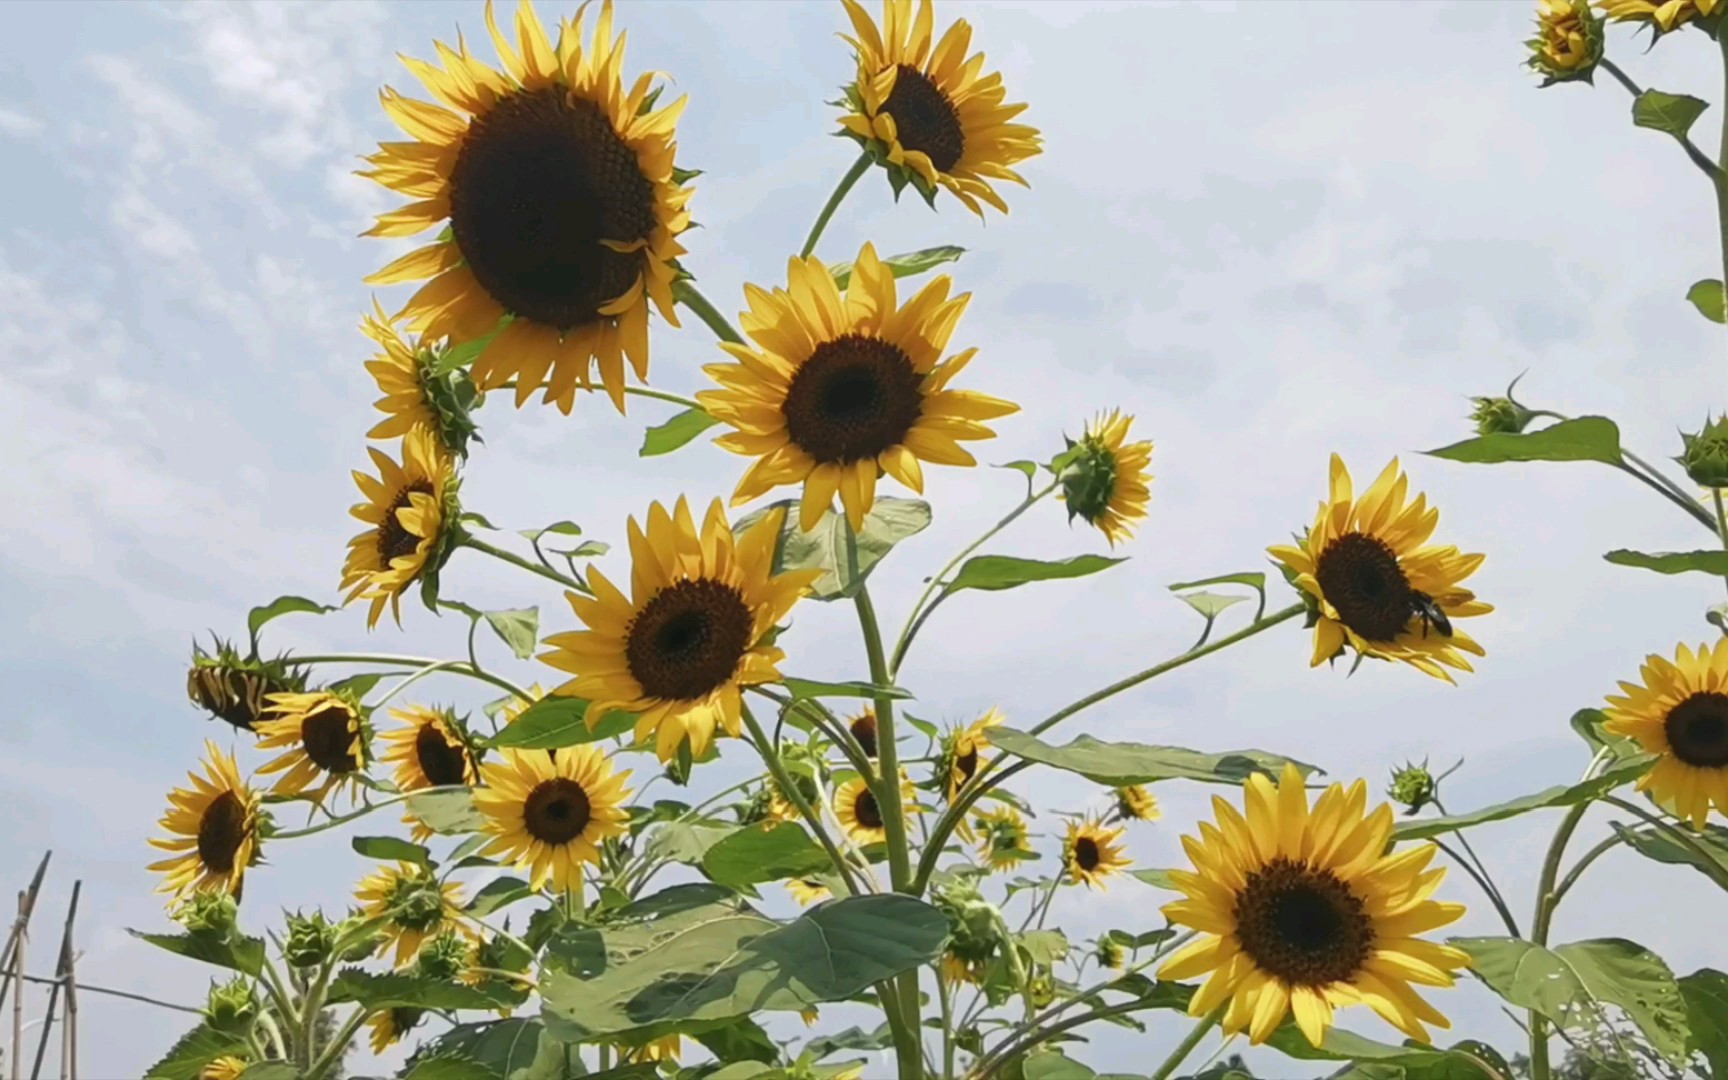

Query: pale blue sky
left=3, top=0, right=1726, bottom=1075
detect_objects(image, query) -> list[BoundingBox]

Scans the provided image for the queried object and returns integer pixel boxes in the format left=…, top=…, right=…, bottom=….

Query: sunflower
left=199, top=1059, right=247, bottom=1080
left=540, top=497, right=820, bottom=762
left=1157, top=765, right=1470, bottom=1047
left=1525, top=0, right=1603, bottom=83
left=972, top=804, right=1030, bottom=872
left=255, top=691, right=372, bottom=806
left=474, top=745, right=632, bottom=892
left=367, top=1007, right=425, bottom=1055
left=360, top=299, right=481, bottom=455
left=835, top=771, right=916, bottom=844
left=617, top=1035, right=682, bottom=1064
left=1064, top=817, right=1130, bottom=889
left=148, top=741, right=263, bottom=903
left=847, top=708, right=879, bottom=758
left=1059, top=410, right=1153, bottom=548
left=186, top=639, right=307, bottom=734
left=361, top=0, right=692, bottom=415
left=943, top=707, right=1004, bottom=802
left=339, top=427, right=459, bottom=629
left=1114, top=784, right=1160, bottom=823
left=354, top=862, right=471, bottom=969
left=787, top=877, right=832, bottom=906
left=836, top=0, right=1042, bottom=218
left=381, top=705, right=478, bottom=841
left=1598, top=0, right=1720, bottom=33
left=1604, top=640, right=1728, bottom=828
left=768, top=772, right=821, bottom=823
left=696, top=242, right=1019, bottom=533
left=942, top=949, right=988, bottom=986
left=1268, top=456, right=1491, bottom=683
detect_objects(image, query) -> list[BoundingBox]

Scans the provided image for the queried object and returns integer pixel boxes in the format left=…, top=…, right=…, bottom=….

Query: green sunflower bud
left=737, top=785, right=774, bottom=825
left=174, top=892, right=239, bottom=936
left=414, top=930, right=471, bottom=981
left=1054, top=433, right=1119, bottom=529
left=1680, top=415, right=1728, bottom=490
left=1387, top=760, right=1438, bottom=815
left=203, top=977, right=258, bottom=1035
left=1095, top=936, right=1126, bottom=970
left=283, top=910, right=338, bottom=969
left=1468, top=395, right=1533, bottom=436
left=186, top=638, right=307, bottom=733
left=418, top=349, right=484, bottom=459
left=335, top=913, right=388, bottom=963
left=1027, top=969, right=1056, bottom=1008
left=1525, top=0, right=1604, bottom=87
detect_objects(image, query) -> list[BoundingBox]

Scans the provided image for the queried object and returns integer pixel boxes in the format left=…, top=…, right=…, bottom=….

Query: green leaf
left=489, top=696, right=635, bottom=749
left=460, top=511, right=499, bottom=531
left=1022, top=1055, right=1096, bottom=1080
left=1688, top=279, right=1727, bottom=324
left=641, top=406, right=720, bottom=457
left=828, top=245, right=965, bottom=290
left=403, top=1058, right=498, bottom=1080
left=246, top=594, right=335, bottom=645
left=1604, top=548, right=1728, bottom=577
left=945, top=554, right=1127, bottom=594
left=1175, top=591, right=1249, bottom=619
left=1569, top=707, right=1640, bottom=763
left=691, top=1015, right=780, bottom=1064
left=1681, top=969, right=1728, bottom=1076
left=129, top=928, right=265, bottom=977
left=1168, top=572, right=1267, bottom=595
left=1130, top=869, right=1179, bottom=891
left=483, top=607, right=540, bottom=660
left=518, top=520, right=583, bottom=545
left=1454, top=936, right=1691, bottom=1064
left=1632, top=89, right=1709, bottom=139
left=142, top=1024, right=250, bottom=1080
left=1018, top=929, right=1068, bottom=966
left=436, top=322, right=505, bottom=375
left=417, top=1019, right=581, bottom=1080
left=701, top=822, right=832, bottom=889
left=648, top=824, right=740, bottom=866
left=735, top=496, right=932, bottom=602
left=406, top=788, right=488, bottom=835
left=1424, top=416, right=1623, bottom=466
left=1393, top=758, right=1650, bottom=840
left=328, top=969, right=523, bottom=1012
left=989, top=728, right=1323, bottom=787
left=467, top=875, right=535, bottom=917
left=329, top=672, right=387, bottom=701
left=781, top=677, right=912, bottom=702
left=999, top=460, right=1039, bottom=480
left=236, top=1067, right=297, bottom=1080
left=1611, top=821, right=1728, bottom=891
left=352, top=835, right=433, bottom=869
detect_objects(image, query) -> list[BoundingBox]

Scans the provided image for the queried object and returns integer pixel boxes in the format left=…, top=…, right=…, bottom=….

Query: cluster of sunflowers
left=145, top=1, right=1728, bottom=1078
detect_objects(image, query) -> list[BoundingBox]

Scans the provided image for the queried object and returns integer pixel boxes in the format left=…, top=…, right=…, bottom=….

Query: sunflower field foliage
left=143, top=1, right=1728, bottom=1078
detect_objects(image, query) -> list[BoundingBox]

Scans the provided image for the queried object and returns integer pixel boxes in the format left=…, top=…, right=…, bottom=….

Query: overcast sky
left=4, top=0, right=1727, bottom=1076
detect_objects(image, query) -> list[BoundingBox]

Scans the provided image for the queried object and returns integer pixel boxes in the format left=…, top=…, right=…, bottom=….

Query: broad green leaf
left=702, top=822, right=832, bottom=888
left=1569, top=707, right=1639, bottom=763
left=781, top=677, right=912, bottom=702
left=467, top=876, right=535, bottom=917
left=1689, top=279, right=1727, bottom=324
left=1168, top=572, right=1267, bottom=595
left=235, top=1067, right=296, bottom=1080
left=945, top=554, right=1126, bottom=594
left=352, top=835, right=433, bottom=869
left=328, top=969, right=524, bottom=1012
left=142, top=1024, right=249, bottom=1080
left=417, top=1019, right=580, bottom=1080
left=519, top=520, right=583, bottom=544
left=129, top=928, right=264, bottom=977
left=736, top=497, right=932, bottom=601
left=990, top=728, right=1323, bottom=787
left=1423, top=416, right=1623, bottom=466
left=692, top=1015, right=780, bottom=1064
left=1022, top=1055, right=1096, bottom=1080
left=1611, top=821, right=1728, bottom=891
left=246, top=594, right=335, bottom=644
left=436, top=322, right=505, bottom=375
left=641, top=406, right=720, bottom=457
left=1393, top=758, right=1650, bottom=840
left=1175, top=591, right=1249, bottom=619
left=1632, top=89, right=1709, bottom=139
left=999, top=460, right=1039, bottom=480
left=1130, top=869, right=1179, bottom=891
left=407, top=788, right=488, bottom=835
left=1605, top=548, right=1728, bottom=577
left=329, top=671, right=386, bottom=700
left=706, top=1067, right=775, bottom=1080
left=483, top=607, right=540, bottom=660
left=649, top=824, right=741, bottom=866
left=1263, top=1022, right=1498, bottom=1076
left=804, top=1024, right=895, bottom=1059
left=403, top=1058, right=498, bottom=1080
left=460, top=511, right=499, bottom=531
left=828, top=245, right=964, bottom=290
left=490, top=696, right=635, bottom=749
left=1018, top=929, right=1068, bottom=966
left=1454, top=936, right=1690, bottom=1064
left=1681, top=969, right=1728, bottom=1076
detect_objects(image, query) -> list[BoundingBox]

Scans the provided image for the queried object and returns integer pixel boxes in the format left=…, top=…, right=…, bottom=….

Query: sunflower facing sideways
left=835, top=771, right=916, bottom=844
left=381, top=705, right=479, bottom=841
left=359, top=299, right=481, bottom=456
left=474, top=745, right=632, bottom=892
left=540, top=497, right=820, bottom=761
left=1063, top=817, right=1129, bottom=889
left=1158, top=764, right=1470, bottom=1047
left=972, top=804, right=1031, bottom=872
left=361, top=0, right=692, bottom=415
left=148, top=741, right=263, bottom=902
left=1113, top=783, right=1160, bottom=824
left=836, top=0, right=1042, bottom=217
left=353, top=862, right=471, bottom=968
left=697, top=243, right=1019, bottom=533
left=339, top=427, right=460, bottom=629
left=787, top=877, right=832, bottom=906
left=367, top=1007, right=425, bottom=1055
left=254, top=691, right=373, bottom=806
left=198, top=1058, right=248, bottom=1080
left=1268, top=456, right=1490, bottom=683
left=1058, top=410, right=1153, bottom=548
left=1604, top=639, right=1728, bottom=828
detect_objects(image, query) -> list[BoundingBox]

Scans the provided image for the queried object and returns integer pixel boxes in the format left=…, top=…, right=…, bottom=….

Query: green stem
left=739, top=703, right=862, bottom=895
left=1712, top=490, right=1728, bottom=605
left=1599, top=58, right=1724, bottom=181
left=1621, top=448, right=1707, bottom=510
left=671, top=280, right=745, bottom=345
left=1615, top=461, right=1719, bottom=532
left=268, top=784, right=470, bottom=840
left=497, top=382, right=702, bottom=411
left=1431, top=797, right=1520, bottom=937
left=939, top=972, right=956, bottom=1080
left=303, top=1007, right=369, bottom=1080
left=463, top=534, right=592, bottom=594
left=800, top=151, right=873, bottom=259
left=258, top=958, right=299, bottom=1056
left=290, top=653, right=531, bottom=703
left=371, top=659, right=469, bottom=712
left=1432, top=837, right=1521, bottom=937
left=298, top=959, right=335, bottom=1068
left=1148, top=1009, right=1225, bottom=1080
left=1549, top=835, right=1622, bottom=909
left=1528, top=801, right=1592, bottom=1080
left=1603, top=795, right=1728, bottom=890
left=1718, top=28, right=1728, bottom=368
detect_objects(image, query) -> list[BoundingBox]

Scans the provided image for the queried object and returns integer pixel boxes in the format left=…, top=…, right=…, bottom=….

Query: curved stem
left=1431, top=797, right=1520, bottom=937
left=1432, top=837, right=1521, bottom=937
left=1148, top=1009, right=1225, bottom=1080
left=1614, top=461, right=1719, bottom=532
left=1603, top=795, right=1728, bottom=890
left=462, top=534, right=591, bottom=594
left=1549, top=835, right=1622, bottom=909
left=800, top=151, right=873, bottom=259
left=371, top=659, right=470, bottom=712
left=1712, top=490, right=1728, bottom=605
left=671, top=280, right=744, bottom=345
left=1598, top=58, right=1724, bottom=180
left=739, top=703, right=862, bottom=895
left=268, top=784, right=470, bottom=841
left=290, top=654, right=531, bottom=703
left=303, top=1006, right=369, bottom=1080
left=751, top=686, right=876, bottom=782
left=1528, top=801, right=1592, bottom=1080
left=497, top=382, right=703, bottom=411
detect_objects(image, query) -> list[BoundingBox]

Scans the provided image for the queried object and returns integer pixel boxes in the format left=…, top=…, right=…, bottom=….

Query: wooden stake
left=0, top=853, right=51, bottom=1015
left=29, top=882, right=78, bottom=1080
left=11, top=891, right=24, bottom=1080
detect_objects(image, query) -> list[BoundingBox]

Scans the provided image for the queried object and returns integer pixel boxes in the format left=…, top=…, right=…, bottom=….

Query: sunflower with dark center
left=186, top=639, right=307, bottom=734
left=1605, top=639, right=1728, bottom=828
left=940, top=708, right=1004, bottom=840
left=340, top=426, right=459, bottom=629
left=254, top=691, right=372, bottom=806
left=474, top=745, right=631, bottom=892
left=1268, top=455, right=1491, bottom=683
left=1059, top=410, right=1153, bottom=548
left=1158, top=765, right=1470, bottom=1047
left=787, top=877, right=832, bottom=906
left=836, top=771, right=915, bottom=844
left=696, top=242, right=1018, bottom=533
left=367, top=1007, right=425, bottom=1055
left=354, top=862, right=471, bottom=969
left=360, top=299, right=481, bottom=455
left=380, top=705, right=478, bottom=841
left=1063, top=817, right=1129, bottom=889
left=971, top=804, right=1030, bottom=873
left=1113, top=784, right=1160, bottom=824
left=148, top=740, right=263, bottom=902
left=836, top=0, right=1041, bottom=217
left=541, top=497, right=820, bottom=762
left=848, top=708, right=879, bottom=758
left=361, top=0, right=692, bottom=416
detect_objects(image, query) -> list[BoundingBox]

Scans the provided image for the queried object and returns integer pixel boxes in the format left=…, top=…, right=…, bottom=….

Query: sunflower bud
left=1680, top=416, right=1728, bottom=490
left=418, top=347, right=485, bottom=459
left=335, top=913, right=388, bottom=963
left=414, top=930, right=471, bottom=981
left=1469, top=395, right=1534, bottom=436
left=1054, top=433, right=1119, bottom=531
left=1095, top=935, right=1127, bottom=970
left=1387, top=761, right=1438, bottom=815
left=1027, top=969, right=1056, bottom=1008
left=203, top=977, right=259, bottom=1035
left=1525, top=0, right=1603, bottom=86
left=186, top=639, right=307, bottom=733
left=282, top=911, right=337, bottom=969
left=174, top=892, right=239, bottom=936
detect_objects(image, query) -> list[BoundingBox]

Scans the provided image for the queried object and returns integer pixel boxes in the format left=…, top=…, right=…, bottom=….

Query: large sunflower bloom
left=540, top=497, right=820, bottom=762
left=697, top=243, right=1019, bottom=533
left=381, top=705, right=478, bottom=842
left=835, top=771, right=915, bottom=844
left=836, top=0, right=1041, bottom=217
left=1604, top=640, right=1728, bottom=828
left=354, top=862, right=470, bottom=968
left=1158, top=765, right=1470, bottom=1047
left=254, top=691, right=372, bottom=806
left=148, top=741, right=262, bottom=902
left=1063, top=817, right=1129, bottom=889
left=1268, top=456, right=1491, bottom=683
left=1059, top=410, right=1153, bottom=548
left=474, top=745, right=632, bottom=892
left=339, top=427, right=459, bottom=629
left=361, top=0, right=691, bottom=415
left=1598, top=0, right=1720, bottom=33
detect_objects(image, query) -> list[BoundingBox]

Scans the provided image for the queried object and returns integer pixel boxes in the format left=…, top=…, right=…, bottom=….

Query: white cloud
left=0, top=102, right=43, bottom=137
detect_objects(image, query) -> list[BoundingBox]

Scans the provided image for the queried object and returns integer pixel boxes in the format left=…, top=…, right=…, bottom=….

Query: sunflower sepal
left=1678, top=415, right=1728, bottom=489
left=416, top=479, right=468, bottom=614
left=187, top=638, right=309, bottom=734
left=202, top=976, right=260, bottom=1035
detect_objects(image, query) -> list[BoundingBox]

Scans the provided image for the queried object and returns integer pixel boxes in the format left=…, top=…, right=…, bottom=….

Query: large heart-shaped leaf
left=641, top=406, right=720, bottom=457
left=702, top=822, right=832, bottom=889
left=735, top=497, right=931, bottom=601
left=1681, top=969, right=1728, bottom=1075
left=129, top=928, right=264, bottom=977
left=1424, top=416, right=1623, bottom=466
left=489, top=696, right=636, bottom=749
left=142, top=1024, right=250, bottom=1080
left=989, top=728, right=1322, bottom=787
left=1393, top=758, right=1650, bottom=840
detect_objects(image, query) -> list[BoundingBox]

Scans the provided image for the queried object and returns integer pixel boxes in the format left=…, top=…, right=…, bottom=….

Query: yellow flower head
left=1525, top=0, right=1604, bottom=83
left=696, top=243, right=1019, bottom=533
left=787, top=877, right=832, bottom=906
left=199, top=1058, right=248, bottom=1080
left=1599, top=0, right=1720, bottom=34
left=1063, top=816, right=1129, bottom=889
left=359, top=299, right=481, bottom=455
left=380, top=705, right=478, bottom=842
left=366, top=1007, right=425, bottom=1055
left=972, top=804, right=1031, bottom=872
left=339, top=427, right=459, bottom=629
left=943, top=707, right=1005, bottom=802
left=835, top=770, right=916, bottom=844
left=1605, top=639, right=1728, bottom=828
left=1059, top=410, right=1154, bottom=548
left=616, top=1035, right=682, bottom=1064
left=148, top=741, right=262, bottom=903
left=474, top=745, right=633, bottom=892
left=1158, top=765, right=1470, bottom=1048
left=353, top=862, right=471, bottom=969
left=848, top=708, right=879, bottom=759
left=254, top=691, right=372, bottom=806
left=540, top=498, right=820, bottom=762
left=1114, top=784, right=1160, bottom=823
left=361, top=0, right=693, bottom=415
left=1268, top=456, right=1491, bottom=683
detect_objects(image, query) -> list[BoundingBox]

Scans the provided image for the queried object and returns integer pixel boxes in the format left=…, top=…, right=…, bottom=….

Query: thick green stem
left=800, top=151, right=873, bottom=259
left=1716, top=27, right=1728, bottom=356
left=1148, top=1009, right=1224, bottom=1080
left=1528, top=801, right=1592, bottom=1080
left=463, top=534, right=591, bottom=594
left=1614, top=461, right=1719, bottom=531
left=1712, top=490, right=1728, bottom=604
left=739, top=703, right=862, bottom=894
left=303, top=1007, right=368, bottom=1080
left=671, top=280, right=745, bottom=345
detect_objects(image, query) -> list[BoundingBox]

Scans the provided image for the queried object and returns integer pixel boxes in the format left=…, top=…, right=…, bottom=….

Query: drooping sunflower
left=696, top=243, right=1019, bottom=533
left=540, top=497, right=820, bottom=762
left=1114, top=784, right=1160, bottom=824
left=1525, top=0, right=1603, bottom=84
left=1604, top=640, right=1728, bottom=828
left=255, top=691, right=372, bottom=806
left=1157, top=765, right=1471, bottom=1047
left=367, top=1007, right=425, bottom=1055
left=148, top=741, right=262, bottom=902
left=1598, top=0, right=1719, bottom=34
left=787, top=877, right=831, bottom=906
left=339, top=427, right=460, bottom=629
left=768, top=771, right=822, bottom=823
left=186, top=638, right=307, bottom=734
left=474, top=745, right=632, bottom=892
left=361, top=0, right=692, bottom=415
left=354, top=862, right=471, bottom=969
left=199, top=1058, right=248, bottom=1080
left=1063, top=817, right=1130, bottom=889
left=835, top=0, right=1042, bottom=218
left=380, top=705, right=478, bottom=841
left=972, top=804, right=1030, bottom=872
left=835, top=771, right=916, bottom=844
left=1268, top=456, right=1491, bottom=683
left=359, top=299, right=481, bottom=455
left=847, top=708, right=879, bottom=758
left=1058, top=410, right=1153, bottom=548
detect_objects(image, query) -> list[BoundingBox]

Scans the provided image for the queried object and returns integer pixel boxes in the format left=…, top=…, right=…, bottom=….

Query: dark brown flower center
left=782, top=334, right=924, bottom=465
left=1314, top=532, right=1414, bottom=642
left=881, top=65, right=964, bottom=174
left=523, top=777, right=593, bottom=844
left=414, top=721, right=470, bottom=786
left=853, top=789, right=884, bottom=831
left=378, top=480, right=436, bottom=566
left=1233, top=858, right=1373, bottom=987
left=1666, top=692, right=1728, bottom=768
left=850, top=712, right=879, bottom=759
left=189, top=667, right=278, bottom=733
left=448, top=86, right=656, bottom=332
left=196, top=791, right=248, bottom=874
left=953, top=747, right=979, bottom=788
left=301, top=704, right=362, bottom=775
left=1073, top=835, right=1101, bottom=872
left=624, top=578, right=755, bottom=701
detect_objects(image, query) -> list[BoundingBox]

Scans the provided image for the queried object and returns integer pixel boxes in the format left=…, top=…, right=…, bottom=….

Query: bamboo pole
left=0, top=854, right=51, bottom=1015
left=11, top=891, right=24, bottom=1080
left=29, top=882, right=78, bottom=1080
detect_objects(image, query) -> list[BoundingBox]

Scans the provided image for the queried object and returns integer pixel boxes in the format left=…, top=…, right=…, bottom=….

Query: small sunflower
left=847, top=708, right=879, bottom=759
left=1598, top=0, right=1720, bottom=34
left=1114, top=784, right=1160, bottom=823
left=1058, top=410, right=1154, bottom=548
left=942, top=949, right=988, bottom=986
left=972, top=804, right=1031, bottom=872
left=1268, top=456, right=1491, bottom=683
left=617, top=1035, right=682, bottom=1064
left=787, top=877, right=832, bottom=906
left=1604, top=640, right=1728, bottom=828
left=367, top=1007, right=425, bottom=1055
left=768, top=771, right=822, bottom=823
left=835, top=771, right=916, bottom=844
left=1158, top=765, right=1470, bottom=1047
left=836, top=0, right=1042, bottom=217
left=1525, top=0, right=1603, bottom=84
left=696, top=242, right=1019, bottom=533
left=255, top=691, right=372, bottom=806
left=354, top=862, right=470, bottom=969
left=359, top=299, right=481, bottom=455
left=361, top=0, right=692, bottom=415
left=381, top=705, right=478, bottom=841
left=199, top=1058, right=248, bottom=1080
left=943, top=707, right=1005, bottom=802
left=540, top=497, right=820, bottom=762
left=1064, top=817, right=1130, bottom=889
left=339, top=426, right=460, bottom=629
left=474, top=745, right=632, bottom=892
left=148, top=741, right=262, bottom=902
